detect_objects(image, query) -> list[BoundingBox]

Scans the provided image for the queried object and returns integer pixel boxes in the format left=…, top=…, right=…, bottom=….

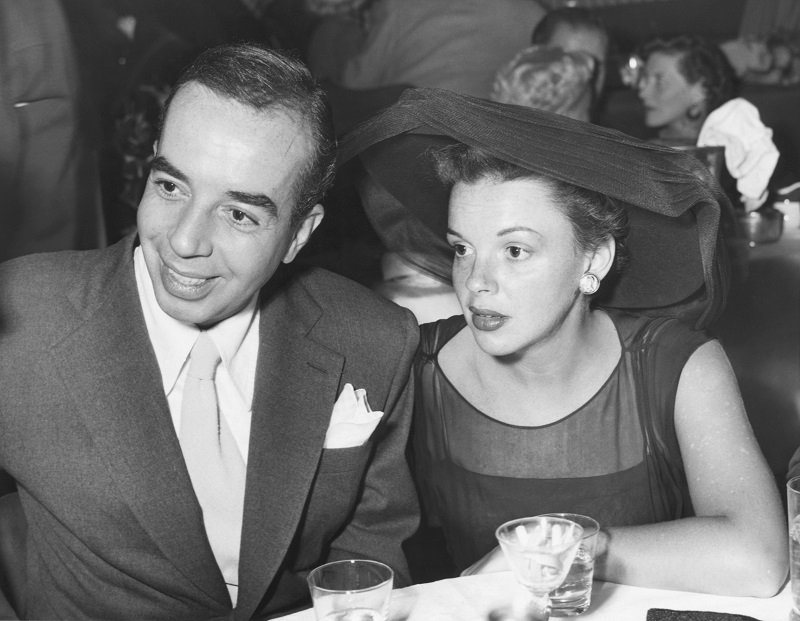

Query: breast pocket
left=296, top=442, right=376, bottom=551
left=316, top=442, right=374, bottom=476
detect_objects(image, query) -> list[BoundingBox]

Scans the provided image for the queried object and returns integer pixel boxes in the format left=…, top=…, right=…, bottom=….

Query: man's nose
left=168, top=203, right=213, bottom=258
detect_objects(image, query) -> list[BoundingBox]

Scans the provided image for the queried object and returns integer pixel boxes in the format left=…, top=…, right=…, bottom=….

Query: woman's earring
left=580, top=272, right=600, bottom=295
left=687, top=103, right=703, bottom=121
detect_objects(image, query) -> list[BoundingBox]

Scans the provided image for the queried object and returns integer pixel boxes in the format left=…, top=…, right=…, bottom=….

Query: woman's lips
left=469, top=306, right=508, bottom=331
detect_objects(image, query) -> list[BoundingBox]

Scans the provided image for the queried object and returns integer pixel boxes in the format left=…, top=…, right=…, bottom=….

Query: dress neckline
left=431, top=311, right=626, bottom=429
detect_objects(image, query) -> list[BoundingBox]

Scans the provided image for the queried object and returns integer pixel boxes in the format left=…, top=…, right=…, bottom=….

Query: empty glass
left=496, top=516, right=584, bottom=621
left=542, top=513, right=600, bottom=616
left=307, top=559, right=393, bottom=621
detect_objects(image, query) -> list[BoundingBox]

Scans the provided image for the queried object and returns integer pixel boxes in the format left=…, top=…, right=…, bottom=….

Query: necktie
left=179, top=331, right=246, bottom=606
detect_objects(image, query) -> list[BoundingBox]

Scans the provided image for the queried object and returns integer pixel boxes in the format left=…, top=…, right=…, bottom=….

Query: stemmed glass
left=495, top=516, right=584, bottom=621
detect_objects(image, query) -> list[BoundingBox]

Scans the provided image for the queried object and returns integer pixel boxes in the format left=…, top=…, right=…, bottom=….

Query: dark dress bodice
left=412, top=310, right=709, bottom=573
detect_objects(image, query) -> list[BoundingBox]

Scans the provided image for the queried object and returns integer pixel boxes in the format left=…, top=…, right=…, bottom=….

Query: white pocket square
left=324, top=383, right=384, bottom=449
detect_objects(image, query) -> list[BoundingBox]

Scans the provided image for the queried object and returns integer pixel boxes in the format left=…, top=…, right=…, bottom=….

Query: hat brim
left=340, top=88, right=730, bottom=327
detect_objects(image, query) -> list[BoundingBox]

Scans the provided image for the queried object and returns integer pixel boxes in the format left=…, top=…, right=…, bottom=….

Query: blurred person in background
left=309, top=0, right=546, bottom=97
left=530, top=6, right=610, bottom=111
left=636, top=34, right=738, bottom=147
left=490, top=45, right=597, bottom=122
left=0, top=0, right=105, bottom=263
left=636, top=34, right=780, bottom=290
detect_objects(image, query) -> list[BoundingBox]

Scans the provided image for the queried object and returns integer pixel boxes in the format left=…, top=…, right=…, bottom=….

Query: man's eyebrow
left=149, top=156, right=188, bottom=184
left=150, top=155, right=279, bottom=219
left=226, top=190, right=278, bottom=219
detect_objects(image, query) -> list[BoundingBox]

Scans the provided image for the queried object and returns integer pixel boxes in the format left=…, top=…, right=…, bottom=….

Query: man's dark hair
left=531, top=7, right=609, bottom=52
left=160, top=43, right=336, bottom=225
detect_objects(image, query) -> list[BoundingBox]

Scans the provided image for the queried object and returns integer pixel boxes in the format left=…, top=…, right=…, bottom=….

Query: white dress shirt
left=133, top=246, right=259, bottom=463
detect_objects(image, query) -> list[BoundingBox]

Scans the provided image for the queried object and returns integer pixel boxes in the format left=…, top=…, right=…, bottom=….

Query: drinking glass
left=307, top=559, right=393, bottom=621
left=496, top=516, right=584, bottom=621
left=541, top=513, right=599, bottom=616
left=788, top=476, right=800, bottom=614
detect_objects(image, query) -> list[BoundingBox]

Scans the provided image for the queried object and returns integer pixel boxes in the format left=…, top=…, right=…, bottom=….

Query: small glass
left=541, top=514, right=599, bottom=616
left=788, top=477, right=800, bottom=614
left=496, top=516, right=584, bottom=621
left=307, top=559, right=393, bottom=621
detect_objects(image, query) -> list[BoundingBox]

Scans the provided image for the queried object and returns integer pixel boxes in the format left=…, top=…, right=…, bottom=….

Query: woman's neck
left=484, top=308, right=613, bottom=384
left=443, top=309, right=621, bottom=426
left=658, top=114, right=705, bottom=143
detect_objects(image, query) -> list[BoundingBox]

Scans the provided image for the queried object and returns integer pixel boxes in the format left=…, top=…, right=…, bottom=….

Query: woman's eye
left=506, top=245, right=528, bottom=259
left=452, top=243, right=468, bottom=256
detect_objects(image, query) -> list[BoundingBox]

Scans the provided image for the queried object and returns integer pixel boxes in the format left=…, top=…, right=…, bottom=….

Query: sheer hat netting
left=338, top=87, right=732, bottom=329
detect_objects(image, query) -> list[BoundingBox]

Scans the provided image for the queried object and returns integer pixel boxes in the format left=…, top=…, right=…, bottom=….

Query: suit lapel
left=236, top=276, right=344, bottom=617
left=47, top=242, right=228, bottom=603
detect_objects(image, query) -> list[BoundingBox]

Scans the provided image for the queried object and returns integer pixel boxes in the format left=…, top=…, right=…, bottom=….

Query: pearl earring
left=580, top=272, right=600, bottom=295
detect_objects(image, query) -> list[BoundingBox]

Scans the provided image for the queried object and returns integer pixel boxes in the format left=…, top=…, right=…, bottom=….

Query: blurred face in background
left=547, top=23, right=608, bottom=95
left=637, top=51, right=706, bottom=138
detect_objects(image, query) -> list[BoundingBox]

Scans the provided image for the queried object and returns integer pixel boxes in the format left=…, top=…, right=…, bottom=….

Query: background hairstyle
left=339, top=88, right=732, bottom=329
left=432, top=143, right=629, bottom=275
left=531, top=6, right=609, bottom=52
left=160, top=42, right=337, bottom=224
left=490, top=45, right=596, bottom=120
left=638, top=34, right=738, bottom=114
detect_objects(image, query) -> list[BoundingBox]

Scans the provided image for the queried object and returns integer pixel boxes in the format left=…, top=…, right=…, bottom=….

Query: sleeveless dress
left=412, top=309, right=710, bottom=573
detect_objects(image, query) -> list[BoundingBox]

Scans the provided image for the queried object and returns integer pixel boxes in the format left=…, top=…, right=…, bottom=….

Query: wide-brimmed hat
left=338, top=87, right=731, bottom=328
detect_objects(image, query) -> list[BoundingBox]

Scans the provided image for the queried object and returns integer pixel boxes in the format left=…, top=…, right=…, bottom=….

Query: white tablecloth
left=276, top=572, right=793, bottom=621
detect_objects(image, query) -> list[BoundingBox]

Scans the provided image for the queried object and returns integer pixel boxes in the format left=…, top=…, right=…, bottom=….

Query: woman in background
left=636, top=34, right=778, bottom=212
left=341, top=88, right=787, bottom=596
left=636, top=34, right=736, bottom=145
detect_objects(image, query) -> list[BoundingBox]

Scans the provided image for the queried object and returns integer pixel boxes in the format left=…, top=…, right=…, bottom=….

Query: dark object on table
left=647, top=608, right=761, bottom=621
left=738, top=204, right=785, bottom=244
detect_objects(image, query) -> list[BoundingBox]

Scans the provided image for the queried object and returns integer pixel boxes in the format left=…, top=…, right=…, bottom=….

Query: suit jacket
left=0, top=235, right=420, bottom=620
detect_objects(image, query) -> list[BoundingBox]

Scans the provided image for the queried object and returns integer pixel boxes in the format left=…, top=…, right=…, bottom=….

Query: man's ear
left=283, top=204, right=324, bottom=264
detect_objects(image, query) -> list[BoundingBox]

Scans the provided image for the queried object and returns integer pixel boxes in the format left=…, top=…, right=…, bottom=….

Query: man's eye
left=154, top=179, right=181, bottom=198
left=231, top=209, right=257, bottom=226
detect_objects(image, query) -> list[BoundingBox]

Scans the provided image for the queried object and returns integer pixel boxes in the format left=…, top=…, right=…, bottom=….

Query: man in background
left=0, top=0, right=105, bottom=262
left=308, top=0, right=547, bottom=97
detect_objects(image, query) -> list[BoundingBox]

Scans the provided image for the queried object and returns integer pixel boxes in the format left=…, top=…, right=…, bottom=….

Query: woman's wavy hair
left=432, top=143, right=629, bottom=275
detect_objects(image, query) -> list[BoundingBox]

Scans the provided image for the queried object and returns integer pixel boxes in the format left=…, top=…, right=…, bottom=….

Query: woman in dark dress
left=340, top=88, right=786, bottom=596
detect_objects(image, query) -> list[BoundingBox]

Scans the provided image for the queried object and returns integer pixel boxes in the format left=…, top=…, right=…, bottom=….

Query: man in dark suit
left=0, top=43, right=419, bottom=620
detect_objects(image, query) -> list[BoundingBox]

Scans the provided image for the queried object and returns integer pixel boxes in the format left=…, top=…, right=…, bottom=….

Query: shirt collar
left=133, top=246, right=258, bottom=394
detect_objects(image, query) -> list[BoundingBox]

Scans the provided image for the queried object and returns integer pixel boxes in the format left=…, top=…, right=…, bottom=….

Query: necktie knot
left=188, top=332, right=221, bottom=380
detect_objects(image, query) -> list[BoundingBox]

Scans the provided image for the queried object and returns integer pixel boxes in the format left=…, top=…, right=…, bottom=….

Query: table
left=276, top=572, right=793, bottom=621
